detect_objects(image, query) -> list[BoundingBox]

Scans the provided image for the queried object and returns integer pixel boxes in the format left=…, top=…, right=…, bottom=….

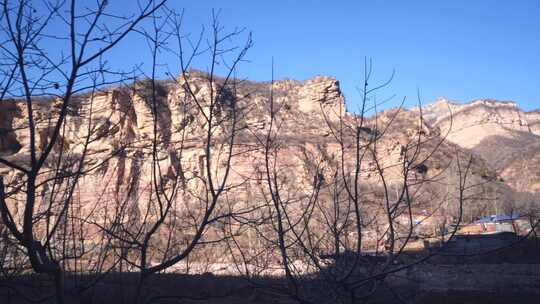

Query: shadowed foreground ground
left=1, top=268, right=539, bottom=304
left=1, top=240, right=539, bottom=303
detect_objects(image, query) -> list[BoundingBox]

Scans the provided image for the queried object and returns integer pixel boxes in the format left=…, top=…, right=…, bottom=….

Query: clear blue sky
left=101, top=0, right=540, bottom=111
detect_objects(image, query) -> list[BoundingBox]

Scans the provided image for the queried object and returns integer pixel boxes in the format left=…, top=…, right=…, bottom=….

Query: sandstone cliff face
left=419, top=98, right=540, bottom=195
left=420, top=98, right=539, bottom=148
left=0, top=75, right=520, bottom=208
left=0, top=73, right=352, bottom=246
left=0, top=74, right=531, bottom=268
left=526, top=109, right=540, bottom=135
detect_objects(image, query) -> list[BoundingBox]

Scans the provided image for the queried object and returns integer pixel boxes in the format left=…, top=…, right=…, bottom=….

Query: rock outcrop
left=419, top=97, right=540, bottom=195
left=0, top=74, right=536, bottom=269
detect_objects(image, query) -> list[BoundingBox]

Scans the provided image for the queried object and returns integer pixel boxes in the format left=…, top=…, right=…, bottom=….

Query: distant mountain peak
left=418, top=96, right=540, bottom=194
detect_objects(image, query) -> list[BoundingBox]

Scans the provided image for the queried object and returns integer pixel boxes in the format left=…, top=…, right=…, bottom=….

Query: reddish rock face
left=0, top=74, right=535, bottom=271
left=418, top=98, right=540, bottom=194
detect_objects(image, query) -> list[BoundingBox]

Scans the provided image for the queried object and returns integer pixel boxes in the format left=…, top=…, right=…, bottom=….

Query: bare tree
left=0, top=1, right=166, bottom=302
left=1, top=3, right=537, bottom=304
left=85, top=8, right=255, bottom=302
left=222, top=60, right=477, bottom=303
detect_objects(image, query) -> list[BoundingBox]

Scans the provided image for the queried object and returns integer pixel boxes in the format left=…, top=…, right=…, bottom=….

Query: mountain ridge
left=417, top=96, right=540, bottom=196
left=0, top=74, right=537, bottom=237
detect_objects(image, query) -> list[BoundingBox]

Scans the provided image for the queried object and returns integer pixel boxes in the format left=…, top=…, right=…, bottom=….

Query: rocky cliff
left=419, top=98, right=540, bottom=194
left=0, top=73, right=536, bottom=267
